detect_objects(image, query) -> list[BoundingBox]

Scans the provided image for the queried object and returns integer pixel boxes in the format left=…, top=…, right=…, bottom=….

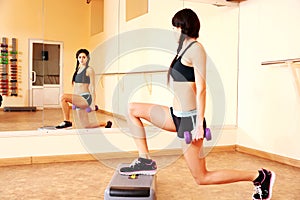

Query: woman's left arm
left=87, top=67, right=96, bottom=109
left=192, top=42, right=207, bottom=140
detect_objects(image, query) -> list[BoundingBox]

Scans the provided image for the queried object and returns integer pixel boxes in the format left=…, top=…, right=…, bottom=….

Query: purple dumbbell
left=205, top=128, right=212, bottom=140
left=86, top=105, right=99, bottom=112
left=85, top=107, right=92, bottom=112
left=72, top=105, right=95, bottom=113
left=184, top=128, right=212, bottom=144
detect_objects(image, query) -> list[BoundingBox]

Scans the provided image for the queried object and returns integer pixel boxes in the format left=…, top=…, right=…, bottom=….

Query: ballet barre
left=97, top=70, right=168, bottom=76
left=96, top=70, right=168, bottom=94
left=261, top=58, right=300, bottom=66
left=262, top=58, right=300, bottom=97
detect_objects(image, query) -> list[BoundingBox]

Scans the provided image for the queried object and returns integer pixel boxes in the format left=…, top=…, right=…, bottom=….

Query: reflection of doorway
left=29, top=40, right=63, bottom=108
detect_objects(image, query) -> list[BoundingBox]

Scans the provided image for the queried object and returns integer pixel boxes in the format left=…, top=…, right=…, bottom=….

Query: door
left=29, top=40, right=63, bottom=108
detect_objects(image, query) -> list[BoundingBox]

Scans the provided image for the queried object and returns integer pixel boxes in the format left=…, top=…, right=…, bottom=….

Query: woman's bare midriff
left=172, top=82, right=197, bottom=112
left=74, top=83, right=90, bottom=95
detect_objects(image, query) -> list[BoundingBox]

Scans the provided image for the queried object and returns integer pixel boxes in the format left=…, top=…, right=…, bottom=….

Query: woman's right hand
left=191, top=125, right=205, bottom=141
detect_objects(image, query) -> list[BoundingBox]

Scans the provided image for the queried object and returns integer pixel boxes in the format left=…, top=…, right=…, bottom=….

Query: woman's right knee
left=60, top=94, right=69, bottom=102
left=127, top=103, right=138, bottom=117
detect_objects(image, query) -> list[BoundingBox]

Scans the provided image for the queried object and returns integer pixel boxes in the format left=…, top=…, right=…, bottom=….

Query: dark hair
left=168, top=8, right=200, bottom=84
left=72, top=49, right=90, bottom=84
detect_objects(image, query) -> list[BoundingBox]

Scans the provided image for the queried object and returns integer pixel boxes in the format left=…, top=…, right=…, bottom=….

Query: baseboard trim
left=0, top=145, right=235, bottom=167
left=0, top=157, right=32, bottom=167
left=98, top=109, right=126, bottom=120
left=235, top=145, right=300, bottom=168
left=0, top=145, right=299, bottom=168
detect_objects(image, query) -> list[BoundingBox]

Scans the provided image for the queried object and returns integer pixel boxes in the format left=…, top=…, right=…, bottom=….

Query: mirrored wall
left=0, top=0, right=240, bottom=132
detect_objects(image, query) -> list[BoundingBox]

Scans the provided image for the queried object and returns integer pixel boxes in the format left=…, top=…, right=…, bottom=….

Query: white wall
left=238, top=0, right=300, bottom=160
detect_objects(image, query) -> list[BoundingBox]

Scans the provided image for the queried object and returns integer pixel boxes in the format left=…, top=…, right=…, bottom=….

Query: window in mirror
left=91, top=0, right=104, bottom=35
left=126, top=0, right=148, bottom=21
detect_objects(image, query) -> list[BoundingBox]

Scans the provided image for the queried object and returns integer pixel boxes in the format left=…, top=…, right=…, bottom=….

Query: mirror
left=0, top=0, right=239, bottom=132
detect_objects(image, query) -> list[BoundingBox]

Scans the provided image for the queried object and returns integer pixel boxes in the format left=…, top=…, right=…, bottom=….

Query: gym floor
left=0, top=108, right=120, bottom=132
left=0, top=109, right=299, bottom=199
left=0, top=151, right=299, bottom=199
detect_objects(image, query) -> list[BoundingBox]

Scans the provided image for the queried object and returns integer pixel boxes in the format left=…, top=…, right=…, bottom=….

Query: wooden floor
left=0, top=109, right=300, bottom=199
left=0, top=151, right=299, bottom=199
left=0, top=108, right=121, bottom=132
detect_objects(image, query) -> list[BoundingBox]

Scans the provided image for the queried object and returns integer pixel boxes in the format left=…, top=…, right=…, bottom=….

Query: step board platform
left=104, top=163, right=156, bottom=200
left=3, top=106, right=37, bottom=112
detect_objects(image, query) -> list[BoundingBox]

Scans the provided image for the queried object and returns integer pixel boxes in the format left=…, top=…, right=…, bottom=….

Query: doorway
left=29, top=40, right=63, bottom=109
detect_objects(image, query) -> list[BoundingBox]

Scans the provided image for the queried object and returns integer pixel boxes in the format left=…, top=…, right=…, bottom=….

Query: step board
left=3, top=106, right=37, bottom=112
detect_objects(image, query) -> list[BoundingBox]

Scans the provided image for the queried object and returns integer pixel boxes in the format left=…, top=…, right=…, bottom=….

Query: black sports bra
left=170, top=41, right=197, bottom=82
left=74, top=67, right=90, bottom=84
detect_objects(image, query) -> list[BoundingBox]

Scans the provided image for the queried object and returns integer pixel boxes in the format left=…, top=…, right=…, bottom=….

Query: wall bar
left=96, top=70, right=168, bottom=76
left=261, top=58, right=300, bottom=66
left=261, top=58, right=300, bottom=97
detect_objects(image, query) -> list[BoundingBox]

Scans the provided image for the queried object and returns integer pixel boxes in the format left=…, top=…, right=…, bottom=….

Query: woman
left=56, top=49, right=112, bottom=129
left=119, top=9, right=275, bottom=200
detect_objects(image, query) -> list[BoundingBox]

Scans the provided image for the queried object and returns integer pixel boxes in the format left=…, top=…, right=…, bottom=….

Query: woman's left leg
left=183, top=139, right=258, bottom=185
left=77, top=110, right=113, bottom=128
left=76, top=108, right=111, bottom=128
left=184, top=140, right=276, bottom=199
